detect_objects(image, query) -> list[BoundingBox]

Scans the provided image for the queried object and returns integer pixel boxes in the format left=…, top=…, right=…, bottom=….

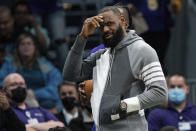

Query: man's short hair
left=99, top=6, right=121, bottom=17
left=58, top=81, right=77, bottom=93
left=169, top=74, right=187, bottom=85
left=99, top=5, right=132, bottom=29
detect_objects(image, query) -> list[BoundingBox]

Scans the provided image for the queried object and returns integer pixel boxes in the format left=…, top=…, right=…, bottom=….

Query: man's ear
left=120, top=15, right=126, bottom=27
left=185, top=84, right=190, bottom=94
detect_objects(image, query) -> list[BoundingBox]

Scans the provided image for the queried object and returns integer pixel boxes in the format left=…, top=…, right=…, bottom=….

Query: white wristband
left=122, top=96, right=141, bottom=113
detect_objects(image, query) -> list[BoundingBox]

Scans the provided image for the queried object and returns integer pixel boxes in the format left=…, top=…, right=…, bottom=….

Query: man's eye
left=61, top=92, right=66, bottom=96
left=170, top=85, right=175, bottom=88
left=106, top=22, right=112, bottom=26
left=178, top=86, right=183, bottom=88
left=99, top=25, right=104, bottom=30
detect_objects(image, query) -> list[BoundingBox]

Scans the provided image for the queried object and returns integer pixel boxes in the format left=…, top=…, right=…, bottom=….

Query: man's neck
left=13, top=102, right=26, bottom=110
left=172, top=101, right=186, bottom=112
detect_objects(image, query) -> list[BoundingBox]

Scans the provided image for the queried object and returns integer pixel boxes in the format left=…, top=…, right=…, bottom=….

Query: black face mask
left=11, top=86, right=27, bottom=103
left=102, top=25, right=124, bottom=49
left=61, top=97, right=77, bottom=111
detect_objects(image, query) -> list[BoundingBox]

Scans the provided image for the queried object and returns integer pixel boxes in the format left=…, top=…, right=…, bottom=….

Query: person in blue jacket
left=0, top=32, right=62, bottom=110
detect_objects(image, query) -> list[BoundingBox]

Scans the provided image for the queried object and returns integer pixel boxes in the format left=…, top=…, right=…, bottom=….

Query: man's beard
left=102, top=25, right=124, bottom=49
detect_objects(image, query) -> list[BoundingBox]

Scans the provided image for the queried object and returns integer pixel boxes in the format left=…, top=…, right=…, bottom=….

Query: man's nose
left=65, top=94, right=70, bottom=97
left=103, top=26, right=110, bottom=32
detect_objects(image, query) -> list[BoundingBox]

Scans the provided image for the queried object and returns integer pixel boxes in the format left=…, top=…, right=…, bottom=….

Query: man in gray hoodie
left=63, top=6, right=168, bottom=131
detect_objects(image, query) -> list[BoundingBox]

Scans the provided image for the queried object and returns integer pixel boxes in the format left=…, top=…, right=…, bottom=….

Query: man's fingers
left=92, top=18, right=100, bottom=27
left=94, top=16, right=104, bottom=23
left=84, top=16, right=103, bottom=28
left=91, top=21, right=98, bottom=28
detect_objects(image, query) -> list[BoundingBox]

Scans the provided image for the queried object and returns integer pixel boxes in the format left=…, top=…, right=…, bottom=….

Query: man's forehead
left=9, top=77, right=24, bottom=83
left=4, top=74, right=25, bottom=84
left=169, top=76, right=185, bottom=85
left=61, top=85, right=76, bottom=91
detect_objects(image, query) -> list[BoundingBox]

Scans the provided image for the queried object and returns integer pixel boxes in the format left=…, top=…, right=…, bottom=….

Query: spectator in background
left=0, top=90, right=26, bottom=131
left=55, top=81, right=89, bottom=131
left=147, top=74, right=196, bottom=131
left=12, top=0, right=50, bottom=53
left=3, top=73, right=64, bottom=131
left=0, top=32, right=62, bottom=110
left=27, top=0, right=68, bottom=69
left=0, top=6, right=15, bottom=67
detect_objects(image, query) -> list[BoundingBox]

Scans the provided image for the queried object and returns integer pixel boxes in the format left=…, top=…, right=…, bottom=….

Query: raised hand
left=0, top=90, right=10, bottom=110
left=79, top=15, right=103, bottom=38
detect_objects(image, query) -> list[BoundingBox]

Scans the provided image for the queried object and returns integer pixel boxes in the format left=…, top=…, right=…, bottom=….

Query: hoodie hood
left=115, top=30, right=143, bottom=50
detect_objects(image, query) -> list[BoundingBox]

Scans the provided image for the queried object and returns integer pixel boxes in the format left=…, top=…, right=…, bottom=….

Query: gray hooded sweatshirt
left=63, top=30, right=168, bottom=131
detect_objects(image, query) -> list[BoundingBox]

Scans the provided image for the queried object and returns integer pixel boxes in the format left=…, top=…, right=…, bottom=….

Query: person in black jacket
left=55, top=81, right=88, bottom=131
left=0, top=90, right=26, bottom=131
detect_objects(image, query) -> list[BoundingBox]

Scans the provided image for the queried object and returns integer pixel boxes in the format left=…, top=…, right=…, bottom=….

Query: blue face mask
left=169, top=88, right=186, bottom=104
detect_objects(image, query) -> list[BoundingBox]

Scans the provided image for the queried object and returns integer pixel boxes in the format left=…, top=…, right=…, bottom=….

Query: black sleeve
left=0, top=108, right=6, bottom=130
left=4, top=108, right=26, bottom=131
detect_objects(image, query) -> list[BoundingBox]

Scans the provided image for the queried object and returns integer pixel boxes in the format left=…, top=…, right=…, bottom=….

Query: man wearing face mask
left=54, top=81, right=89, bottom=131
left=147, top=74, right=196, bottom=131
left=3, top=73, right=64, bottom=131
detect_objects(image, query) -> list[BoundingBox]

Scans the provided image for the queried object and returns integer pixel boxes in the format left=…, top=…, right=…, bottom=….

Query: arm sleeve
left=127, top=41, right=168, bottom=110
left=62, top=36, right=98, bottom=82
left=40, top=107, right=59, bottom=121
left=4, top=108, right=26, bottom=131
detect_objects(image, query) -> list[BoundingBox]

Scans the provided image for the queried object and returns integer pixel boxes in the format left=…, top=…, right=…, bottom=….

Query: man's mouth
left=105, top=34, right=112, bottom=39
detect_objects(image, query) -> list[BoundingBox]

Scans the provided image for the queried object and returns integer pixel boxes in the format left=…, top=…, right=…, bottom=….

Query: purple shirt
left=89, top=44, right=105, bottom=56
left=147, top=102, right=196, bottom=131
left=11, top=104, right=58, bottom=124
